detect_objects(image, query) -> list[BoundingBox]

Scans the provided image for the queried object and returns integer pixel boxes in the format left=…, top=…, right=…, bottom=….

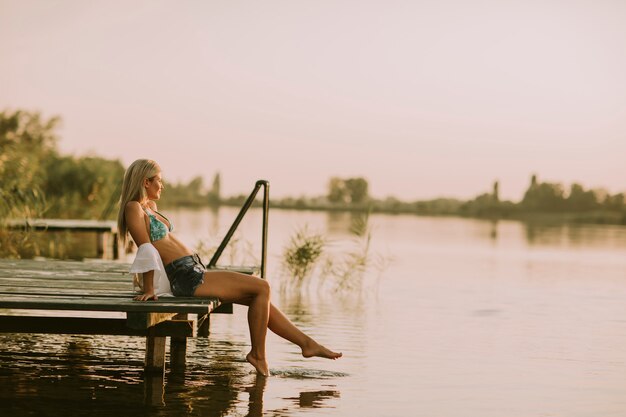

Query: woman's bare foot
left=301, top=339, right=343, bottom=360
left=246, top=352, right=270, bottom=377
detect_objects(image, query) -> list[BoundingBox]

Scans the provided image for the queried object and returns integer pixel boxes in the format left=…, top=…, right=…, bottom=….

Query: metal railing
left=207, top=180, right=270, bottom=278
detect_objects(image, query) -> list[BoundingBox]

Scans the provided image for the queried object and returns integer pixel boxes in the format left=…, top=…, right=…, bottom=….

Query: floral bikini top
left=143, top=207, right=173, bottom=242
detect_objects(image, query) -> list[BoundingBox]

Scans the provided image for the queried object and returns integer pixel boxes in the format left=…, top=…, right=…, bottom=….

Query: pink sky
left=1, top=0, right=625, bottom=200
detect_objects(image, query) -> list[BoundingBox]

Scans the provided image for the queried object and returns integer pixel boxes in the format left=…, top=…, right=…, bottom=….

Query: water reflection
left=489, top=219, right=498, bottom=241
left=62, top=339, right=93, bottom=376
left=144, top=374, right=165, bottom=408
left=325, top=211, right=370, bottom=235
left=165, top=345, right=244, bottom=415
left=522, top=221, right=626, bottom=247
left=277, top=289, right=368, bottom=335
left=0, top=331, right=345, bottom=416
left=0, top=335, right=147, bottom=416
left=325, top=211, right=352, bottom=234
left=244, top=375, right=266, bottom=417
left=286, top=390, right=340, bottom=408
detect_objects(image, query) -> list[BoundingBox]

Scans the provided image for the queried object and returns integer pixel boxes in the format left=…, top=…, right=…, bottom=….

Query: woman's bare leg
left=242, top=300, right=342, bottom=360
left=193, top=271, right=271, bottom=376
left=266, top=304, right=342, bottom=359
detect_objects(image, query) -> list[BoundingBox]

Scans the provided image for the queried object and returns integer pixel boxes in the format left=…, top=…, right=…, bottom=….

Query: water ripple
left=270, top=368, right=349, bottom=379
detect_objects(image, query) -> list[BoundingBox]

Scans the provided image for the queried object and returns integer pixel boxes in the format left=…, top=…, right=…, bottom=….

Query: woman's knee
left=256, top=278, right=271, bottom=297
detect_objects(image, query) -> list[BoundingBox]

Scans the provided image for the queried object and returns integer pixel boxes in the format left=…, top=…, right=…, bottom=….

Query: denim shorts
left=164, top=254, right=205, bottom=297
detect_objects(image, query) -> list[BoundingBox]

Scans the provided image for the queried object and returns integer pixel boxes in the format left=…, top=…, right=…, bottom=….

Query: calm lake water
left=2, top=207, right=626, bottom=416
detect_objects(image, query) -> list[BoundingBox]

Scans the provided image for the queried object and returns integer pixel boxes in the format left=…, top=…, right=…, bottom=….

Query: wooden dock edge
left=0, top=315, right=196, bottom=337
left=0, top=315, right=197, bottom=374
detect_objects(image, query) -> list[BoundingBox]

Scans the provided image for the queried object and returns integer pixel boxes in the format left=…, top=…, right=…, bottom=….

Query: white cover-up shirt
left=129, top=242, right=173, bottom=296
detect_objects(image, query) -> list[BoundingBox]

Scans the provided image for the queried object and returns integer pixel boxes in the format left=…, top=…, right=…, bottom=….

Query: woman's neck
left=138, top=199, right=151, bottom=209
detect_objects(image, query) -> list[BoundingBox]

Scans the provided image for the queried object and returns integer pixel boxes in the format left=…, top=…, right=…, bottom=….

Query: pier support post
left=96, top=231, right=116, bottom=259
left=112, top=232, right=119, bottom=259
left=96, top=232, right=105, bottom=258
left=145, top=328, right=166, bottom=375
left=170, top=313, right=188, bottom=373
left=144, top=374, right=165, bottom=406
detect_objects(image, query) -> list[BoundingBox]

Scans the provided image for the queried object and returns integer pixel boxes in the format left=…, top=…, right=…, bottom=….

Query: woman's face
left=145, top=172, right=163, bottom=201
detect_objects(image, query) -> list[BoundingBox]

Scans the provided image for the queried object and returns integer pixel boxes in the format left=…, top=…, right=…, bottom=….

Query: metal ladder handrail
left=207, top=180, right=269, bottom=278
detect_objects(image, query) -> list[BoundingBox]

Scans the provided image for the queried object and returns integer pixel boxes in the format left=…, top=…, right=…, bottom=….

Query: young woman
left=117, top=159, right=341, bottom=376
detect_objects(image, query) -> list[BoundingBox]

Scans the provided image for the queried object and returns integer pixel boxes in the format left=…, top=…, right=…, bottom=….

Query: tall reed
left=282, top=213, right=391, bottom=294
left=281, top=225, right=326, bottom=291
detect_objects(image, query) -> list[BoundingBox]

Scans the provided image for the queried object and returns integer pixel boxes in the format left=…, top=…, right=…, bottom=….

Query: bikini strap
left=141, top=206, right=153, bottom=241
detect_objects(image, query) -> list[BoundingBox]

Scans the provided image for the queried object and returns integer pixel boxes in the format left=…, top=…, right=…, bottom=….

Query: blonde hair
left=117, top=159, right=160, bottom=247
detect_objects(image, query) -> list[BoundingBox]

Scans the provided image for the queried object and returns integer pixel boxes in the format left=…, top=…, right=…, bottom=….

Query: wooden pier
left=0, top=258, right=256, bottom=375
left=5, top=219, right=120, bottom=260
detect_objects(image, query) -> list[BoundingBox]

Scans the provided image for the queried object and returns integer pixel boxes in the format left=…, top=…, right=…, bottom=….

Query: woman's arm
left=125, top=201, right=150, bottom=245
left=135, top=270, right=157, bottom=301
left=125, top=202, right=158, bottom=301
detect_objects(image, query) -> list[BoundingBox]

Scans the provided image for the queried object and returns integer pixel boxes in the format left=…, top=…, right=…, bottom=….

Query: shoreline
left=158, top=201, right=626, bottom=227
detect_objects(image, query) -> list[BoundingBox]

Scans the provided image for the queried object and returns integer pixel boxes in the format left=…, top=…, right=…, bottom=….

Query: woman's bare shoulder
left=125, top=201, right=144, bottom=216
left=124, top=201, right=150, bottom=245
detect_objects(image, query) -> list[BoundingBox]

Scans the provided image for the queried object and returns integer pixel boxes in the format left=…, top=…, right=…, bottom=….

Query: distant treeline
left=0, top=110, right=124, bottom=220
left=245, top=175, right=626, bottom=225
left=1, top=110, right=625, bottom=226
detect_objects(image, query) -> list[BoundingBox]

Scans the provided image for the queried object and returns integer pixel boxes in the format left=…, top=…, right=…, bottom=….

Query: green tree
left=604, top=193, right=624, bottom=211
left=161, top=176, right=206, bottom=206
left=187, top=176, right=204, bottom=197
left=521, top=175, right=566, bottom=212
left=344, top=177, right=369, bottom=204
left=327, top=176, right=369, bottom=205
left=207, top=172, right=221, bottom=205
left=566, top=183, right=598, bottom=212
left=0, top=110, right=58, bottom=219
left=42, top=155, right=124, bottom=219
left=327, top=177, right=347, bottom=204
left=493, top=180, right=499, bottom=202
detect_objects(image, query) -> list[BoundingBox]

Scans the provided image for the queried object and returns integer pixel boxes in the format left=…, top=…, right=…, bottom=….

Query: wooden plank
left=5, top=218, right=117, bottom=233
left=0, top=266, right=128, bottom=282
left=209, top=265, right=259, bottom=275
left=0, top=259, right=129, bottom=274
left=0, top=270, right=127, bottom=277
left=0, top=288, right=135, bottom=297
left=0, top=282, right=132, bottom=293
left=0, top=273, right=131, bottom=283
left=0, top=315, right=195, bottom=337
left=4, top=280, right=127, bottom=291
left=0, top=292, right=219, bottom=305
left=0, top=282, right=132, bottom=292
left=0, top=263, right=251, bottom=274
left=0, top=259, right=256, bottom=274
left=0, top=277, right=130, bottom=287
left=0, top=295, right=219, bottom=314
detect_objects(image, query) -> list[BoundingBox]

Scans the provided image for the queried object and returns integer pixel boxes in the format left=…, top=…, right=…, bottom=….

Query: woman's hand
left=134, top=292, right=158, bottom=301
